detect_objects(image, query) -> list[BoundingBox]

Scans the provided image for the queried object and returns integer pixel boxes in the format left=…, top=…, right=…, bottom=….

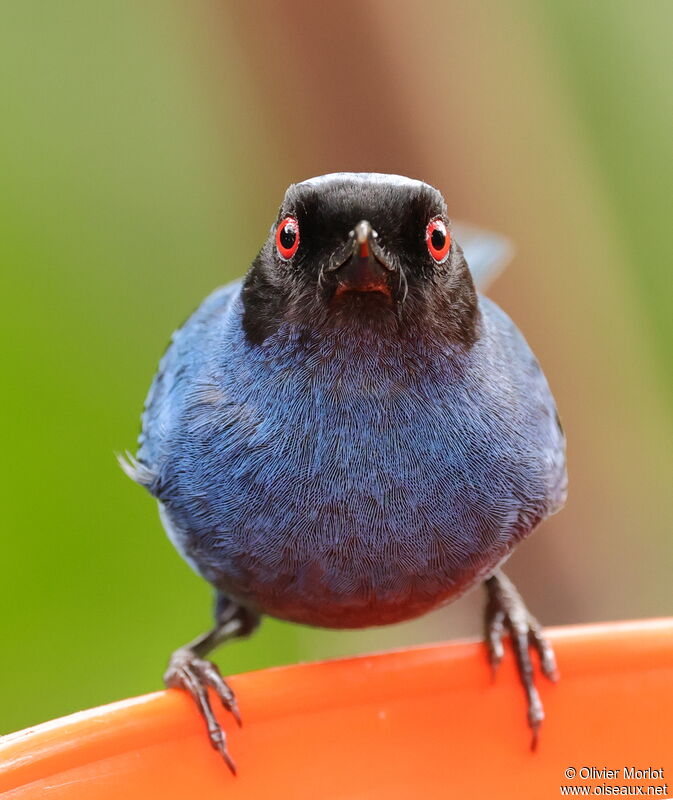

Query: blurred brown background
left=2, top=0, right=671, bottom=733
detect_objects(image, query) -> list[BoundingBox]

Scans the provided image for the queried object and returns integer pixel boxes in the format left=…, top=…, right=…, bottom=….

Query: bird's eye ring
left=276, top=216, right=300, bottom=259
left=425, top=218, right=450, bottom=263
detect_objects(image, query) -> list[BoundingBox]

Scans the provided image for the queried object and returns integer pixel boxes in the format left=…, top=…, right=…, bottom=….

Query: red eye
left=425, top=218, right=450, bottom=262
left=276, top=216, right=300, bottom=259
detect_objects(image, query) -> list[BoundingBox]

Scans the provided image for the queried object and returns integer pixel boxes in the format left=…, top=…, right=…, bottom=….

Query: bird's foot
left=164, top=649, right=240, bottom=774
left=484, top=571, right=558, bottom=749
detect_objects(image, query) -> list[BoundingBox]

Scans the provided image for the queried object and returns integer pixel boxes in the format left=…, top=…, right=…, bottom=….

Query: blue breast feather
left=134, top=281, right=566, bottom=628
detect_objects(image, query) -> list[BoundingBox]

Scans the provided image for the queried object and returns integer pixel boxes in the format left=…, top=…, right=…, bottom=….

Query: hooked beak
left=327, top=220, right=397, bottom=301
left=354, top=220, right=374, bottom=259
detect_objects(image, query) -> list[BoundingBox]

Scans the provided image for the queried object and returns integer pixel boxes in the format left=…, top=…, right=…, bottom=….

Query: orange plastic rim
left=1, top=618, right=672, bottom=799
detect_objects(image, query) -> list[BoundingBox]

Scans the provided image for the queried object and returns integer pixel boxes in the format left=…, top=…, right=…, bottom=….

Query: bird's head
left=242, top=173, right=479, bottom=346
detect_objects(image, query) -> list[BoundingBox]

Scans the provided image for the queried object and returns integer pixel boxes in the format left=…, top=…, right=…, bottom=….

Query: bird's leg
left=483, top=570, right=558, bottom=749
left=164, top=594, right=260, bottom=774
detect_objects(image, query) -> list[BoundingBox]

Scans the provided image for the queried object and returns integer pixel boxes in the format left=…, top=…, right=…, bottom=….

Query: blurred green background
left=2, top=0, right=672, bottom=734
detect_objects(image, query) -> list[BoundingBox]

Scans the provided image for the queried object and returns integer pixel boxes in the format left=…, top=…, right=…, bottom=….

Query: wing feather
left=453, top=222, right=513, bottom=291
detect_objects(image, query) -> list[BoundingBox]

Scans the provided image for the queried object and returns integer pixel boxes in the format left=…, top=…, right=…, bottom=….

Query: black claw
left=164, top=651, right=240, bottom=774
left=230, top=700, right=242, bottom=728
left=223, top=753, right=237, bottom=776
left=485, top=605, right=506, bottom=679
left=484, top=572, right=557, bottom=749
left=528, top=622, right=559, bottom=682
left=205, top=665, right=242, bottom=725
left=209, top=727, right=237, bottom=775
left=487, top=644, right=504, bottom=681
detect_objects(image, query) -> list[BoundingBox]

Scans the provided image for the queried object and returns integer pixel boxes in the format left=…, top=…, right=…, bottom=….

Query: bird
left=121, top=172, right=567, bottom=773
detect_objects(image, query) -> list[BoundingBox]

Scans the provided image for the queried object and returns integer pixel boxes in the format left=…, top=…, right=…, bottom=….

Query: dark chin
left=331, top=288, right=394, bottom=309
left=318, top=291, right=400, bottom=336
left=326, top=288, right=400, bottom=324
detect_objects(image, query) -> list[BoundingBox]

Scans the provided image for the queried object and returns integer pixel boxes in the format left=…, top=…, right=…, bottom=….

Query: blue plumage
left=133, top=278, right=564, bottom=629
left=123, top=173, right=566, bottom=766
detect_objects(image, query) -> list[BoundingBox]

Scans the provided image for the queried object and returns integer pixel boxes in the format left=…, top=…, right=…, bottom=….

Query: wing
left=119, top=279, right=243, bottom=492
left=453, top=222, right=514, bottom=292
